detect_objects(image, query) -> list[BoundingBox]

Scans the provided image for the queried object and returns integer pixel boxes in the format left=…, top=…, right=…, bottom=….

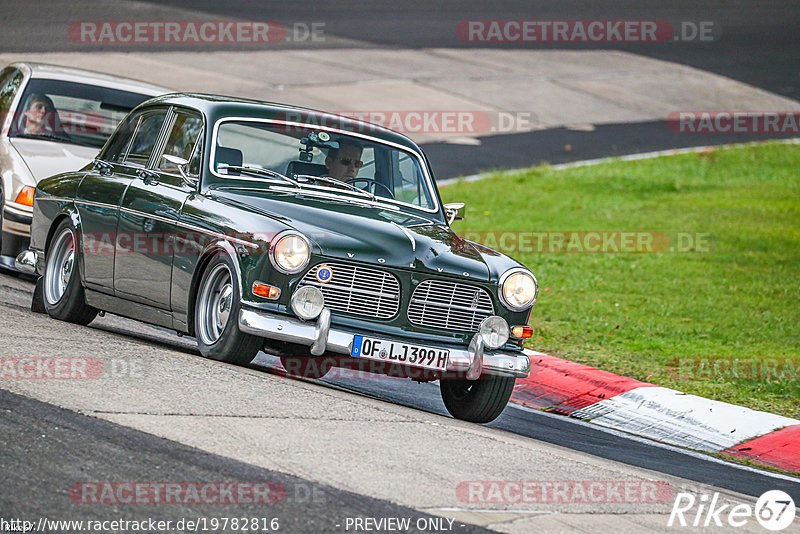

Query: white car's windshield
left=212, top=119, right=439, bottom=213
left=10, top=78, right=155, bottom=148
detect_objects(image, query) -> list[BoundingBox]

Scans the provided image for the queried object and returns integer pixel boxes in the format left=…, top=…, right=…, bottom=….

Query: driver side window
left=157, top=111, right=203, bottom=176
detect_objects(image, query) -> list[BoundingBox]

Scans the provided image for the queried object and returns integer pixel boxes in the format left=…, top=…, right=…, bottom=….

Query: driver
left=20, top=93, right=57, bottom=134
left=324, top=139, right=363, bottom=180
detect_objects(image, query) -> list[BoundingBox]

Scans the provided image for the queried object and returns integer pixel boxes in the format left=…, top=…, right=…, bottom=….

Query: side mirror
left=162, top=154, right=198, bottom=188
left=444, top=202, right=465, bottom=225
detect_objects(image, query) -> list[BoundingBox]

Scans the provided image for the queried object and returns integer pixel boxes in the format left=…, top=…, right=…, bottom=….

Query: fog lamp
left=291, top=286, right=324, bottom=320
left=479, top=316, right=509, bottom=349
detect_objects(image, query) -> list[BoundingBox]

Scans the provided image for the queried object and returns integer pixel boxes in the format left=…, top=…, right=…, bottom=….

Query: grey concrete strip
left=0, top=388, right=494, bottom=534
left=0, top=273, right=762, bottom=530
left=2, top=48, right=798, bottom=146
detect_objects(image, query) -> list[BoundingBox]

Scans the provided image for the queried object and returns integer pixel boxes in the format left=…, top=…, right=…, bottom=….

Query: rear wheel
left=194, top=254, right=261, bottom=365
left=43, top=219, right=97, bottom=325
left=440, top=375, right=516, bottom=423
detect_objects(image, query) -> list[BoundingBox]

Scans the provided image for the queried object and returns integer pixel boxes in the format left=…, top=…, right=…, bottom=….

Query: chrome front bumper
left=239, top=307, right=531, bottom=379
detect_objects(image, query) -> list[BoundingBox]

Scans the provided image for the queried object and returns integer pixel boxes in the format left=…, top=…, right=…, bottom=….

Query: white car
left=0, top=62, right=169, bottom=271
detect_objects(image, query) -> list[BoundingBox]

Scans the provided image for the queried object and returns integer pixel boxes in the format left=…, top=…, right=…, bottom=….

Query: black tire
left=280, top=354, right=334, bottom=379
left=440, top=375, right=516, bottom=423
left=194, top=253, right=261, bottom=365
left=42, top=219, right=97, bottom=325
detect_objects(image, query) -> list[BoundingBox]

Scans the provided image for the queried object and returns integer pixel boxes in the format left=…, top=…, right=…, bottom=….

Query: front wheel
left=43, top=219, right=97, bottom=325
left=194, top=254, right=261, bottom=365
left=440, top=375, right=516, bottom=423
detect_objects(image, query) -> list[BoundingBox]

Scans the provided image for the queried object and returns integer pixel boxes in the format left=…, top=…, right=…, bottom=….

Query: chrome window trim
left=208, top=116, right=441, bottom=215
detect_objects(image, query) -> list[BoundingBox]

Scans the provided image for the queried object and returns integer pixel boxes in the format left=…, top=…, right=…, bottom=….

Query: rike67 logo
left=668, top=490, right=796, bottom=531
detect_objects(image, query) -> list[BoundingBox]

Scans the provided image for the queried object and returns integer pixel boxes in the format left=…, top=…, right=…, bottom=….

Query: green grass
left=440, top=142, right=800, bottom=419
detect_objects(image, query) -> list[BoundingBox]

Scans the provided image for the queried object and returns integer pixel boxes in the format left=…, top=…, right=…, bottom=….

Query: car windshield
left=212, top=119, right=439, bottom=214
left=9, top=78, right=155, bottom=148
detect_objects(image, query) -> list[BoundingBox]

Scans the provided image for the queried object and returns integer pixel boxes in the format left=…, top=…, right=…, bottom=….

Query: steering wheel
left=346, top=178, right=394, bottom=198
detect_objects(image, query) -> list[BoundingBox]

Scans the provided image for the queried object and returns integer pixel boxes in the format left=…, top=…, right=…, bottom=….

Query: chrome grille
left=408, top=279, right=494, bottom=332
left=299, top=263, right=400, bottom=319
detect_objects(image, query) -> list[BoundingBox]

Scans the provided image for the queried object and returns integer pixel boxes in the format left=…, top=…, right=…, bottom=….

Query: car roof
left=9, top=61, right=170, bottom=96
left=143, top=93, right=423, bottom=152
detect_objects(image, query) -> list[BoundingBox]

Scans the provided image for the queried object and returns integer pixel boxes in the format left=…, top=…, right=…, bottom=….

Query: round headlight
left=499, top=269, right=537, bottom=311
left=270, top=232, right=310, bottom=274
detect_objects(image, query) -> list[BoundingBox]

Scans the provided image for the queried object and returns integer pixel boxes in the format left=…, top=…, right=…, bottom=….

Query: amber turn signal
left=252, top=282, right=281, bottom=300
left=15, top=186, right=35, bottom=207
left=511, top=325, right=533, bottom=339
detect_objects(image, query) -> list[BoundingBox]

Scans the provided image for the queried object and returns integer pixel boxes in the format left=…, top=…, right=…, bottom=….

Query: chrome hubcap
left=197, top=263, right=234, bottom=345
left=45, top=228, right=76, bottom=305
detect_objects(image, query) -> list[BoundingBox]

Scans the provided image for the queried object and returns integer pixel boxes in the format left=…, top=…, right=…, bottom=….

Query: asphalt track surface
left=1, top=272, right=798, bottom=526
left=2, top=2, right=800, bottom=531
left=0, top=388, right=491, bottom=534
left=1, top=1, right=798, bottom=177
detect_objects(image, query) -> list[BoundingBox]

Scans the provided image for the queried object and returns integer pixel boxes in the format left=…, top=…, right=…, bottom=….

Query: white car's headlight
left=499, top=269, right=538, bottom=311
left=270, top=232, right=310, bottom=274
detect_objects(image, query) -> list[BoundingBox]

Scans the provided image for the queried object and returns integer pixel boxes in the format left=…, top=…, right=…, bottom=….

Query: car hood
left=8, top=138, right=99, bottom=181
left=213, top=188, right=513, bottom=281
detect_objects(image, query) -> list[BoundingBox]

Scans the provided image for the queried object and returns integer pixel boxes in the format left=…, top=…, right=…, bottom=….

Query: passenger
left=324, top=139, right=363, bottom=180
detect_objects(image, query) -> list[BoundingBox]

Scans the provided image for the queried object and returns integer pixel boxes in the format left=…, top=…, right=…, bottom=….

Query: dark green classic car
left=17, top=94, right=538, bottom=423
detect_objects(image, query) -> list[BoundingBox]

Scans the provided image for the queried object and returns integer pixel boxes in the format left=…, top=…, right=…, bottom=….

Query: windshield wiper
left=217, top=164, right=301, bottom=188
left=293, top=174, right=377, bottom=202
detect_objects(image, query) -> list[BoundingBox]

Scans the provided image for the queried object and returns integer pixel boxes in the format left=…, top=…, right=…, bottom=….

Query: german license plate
left=351, top=335, right=449, bottom=371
